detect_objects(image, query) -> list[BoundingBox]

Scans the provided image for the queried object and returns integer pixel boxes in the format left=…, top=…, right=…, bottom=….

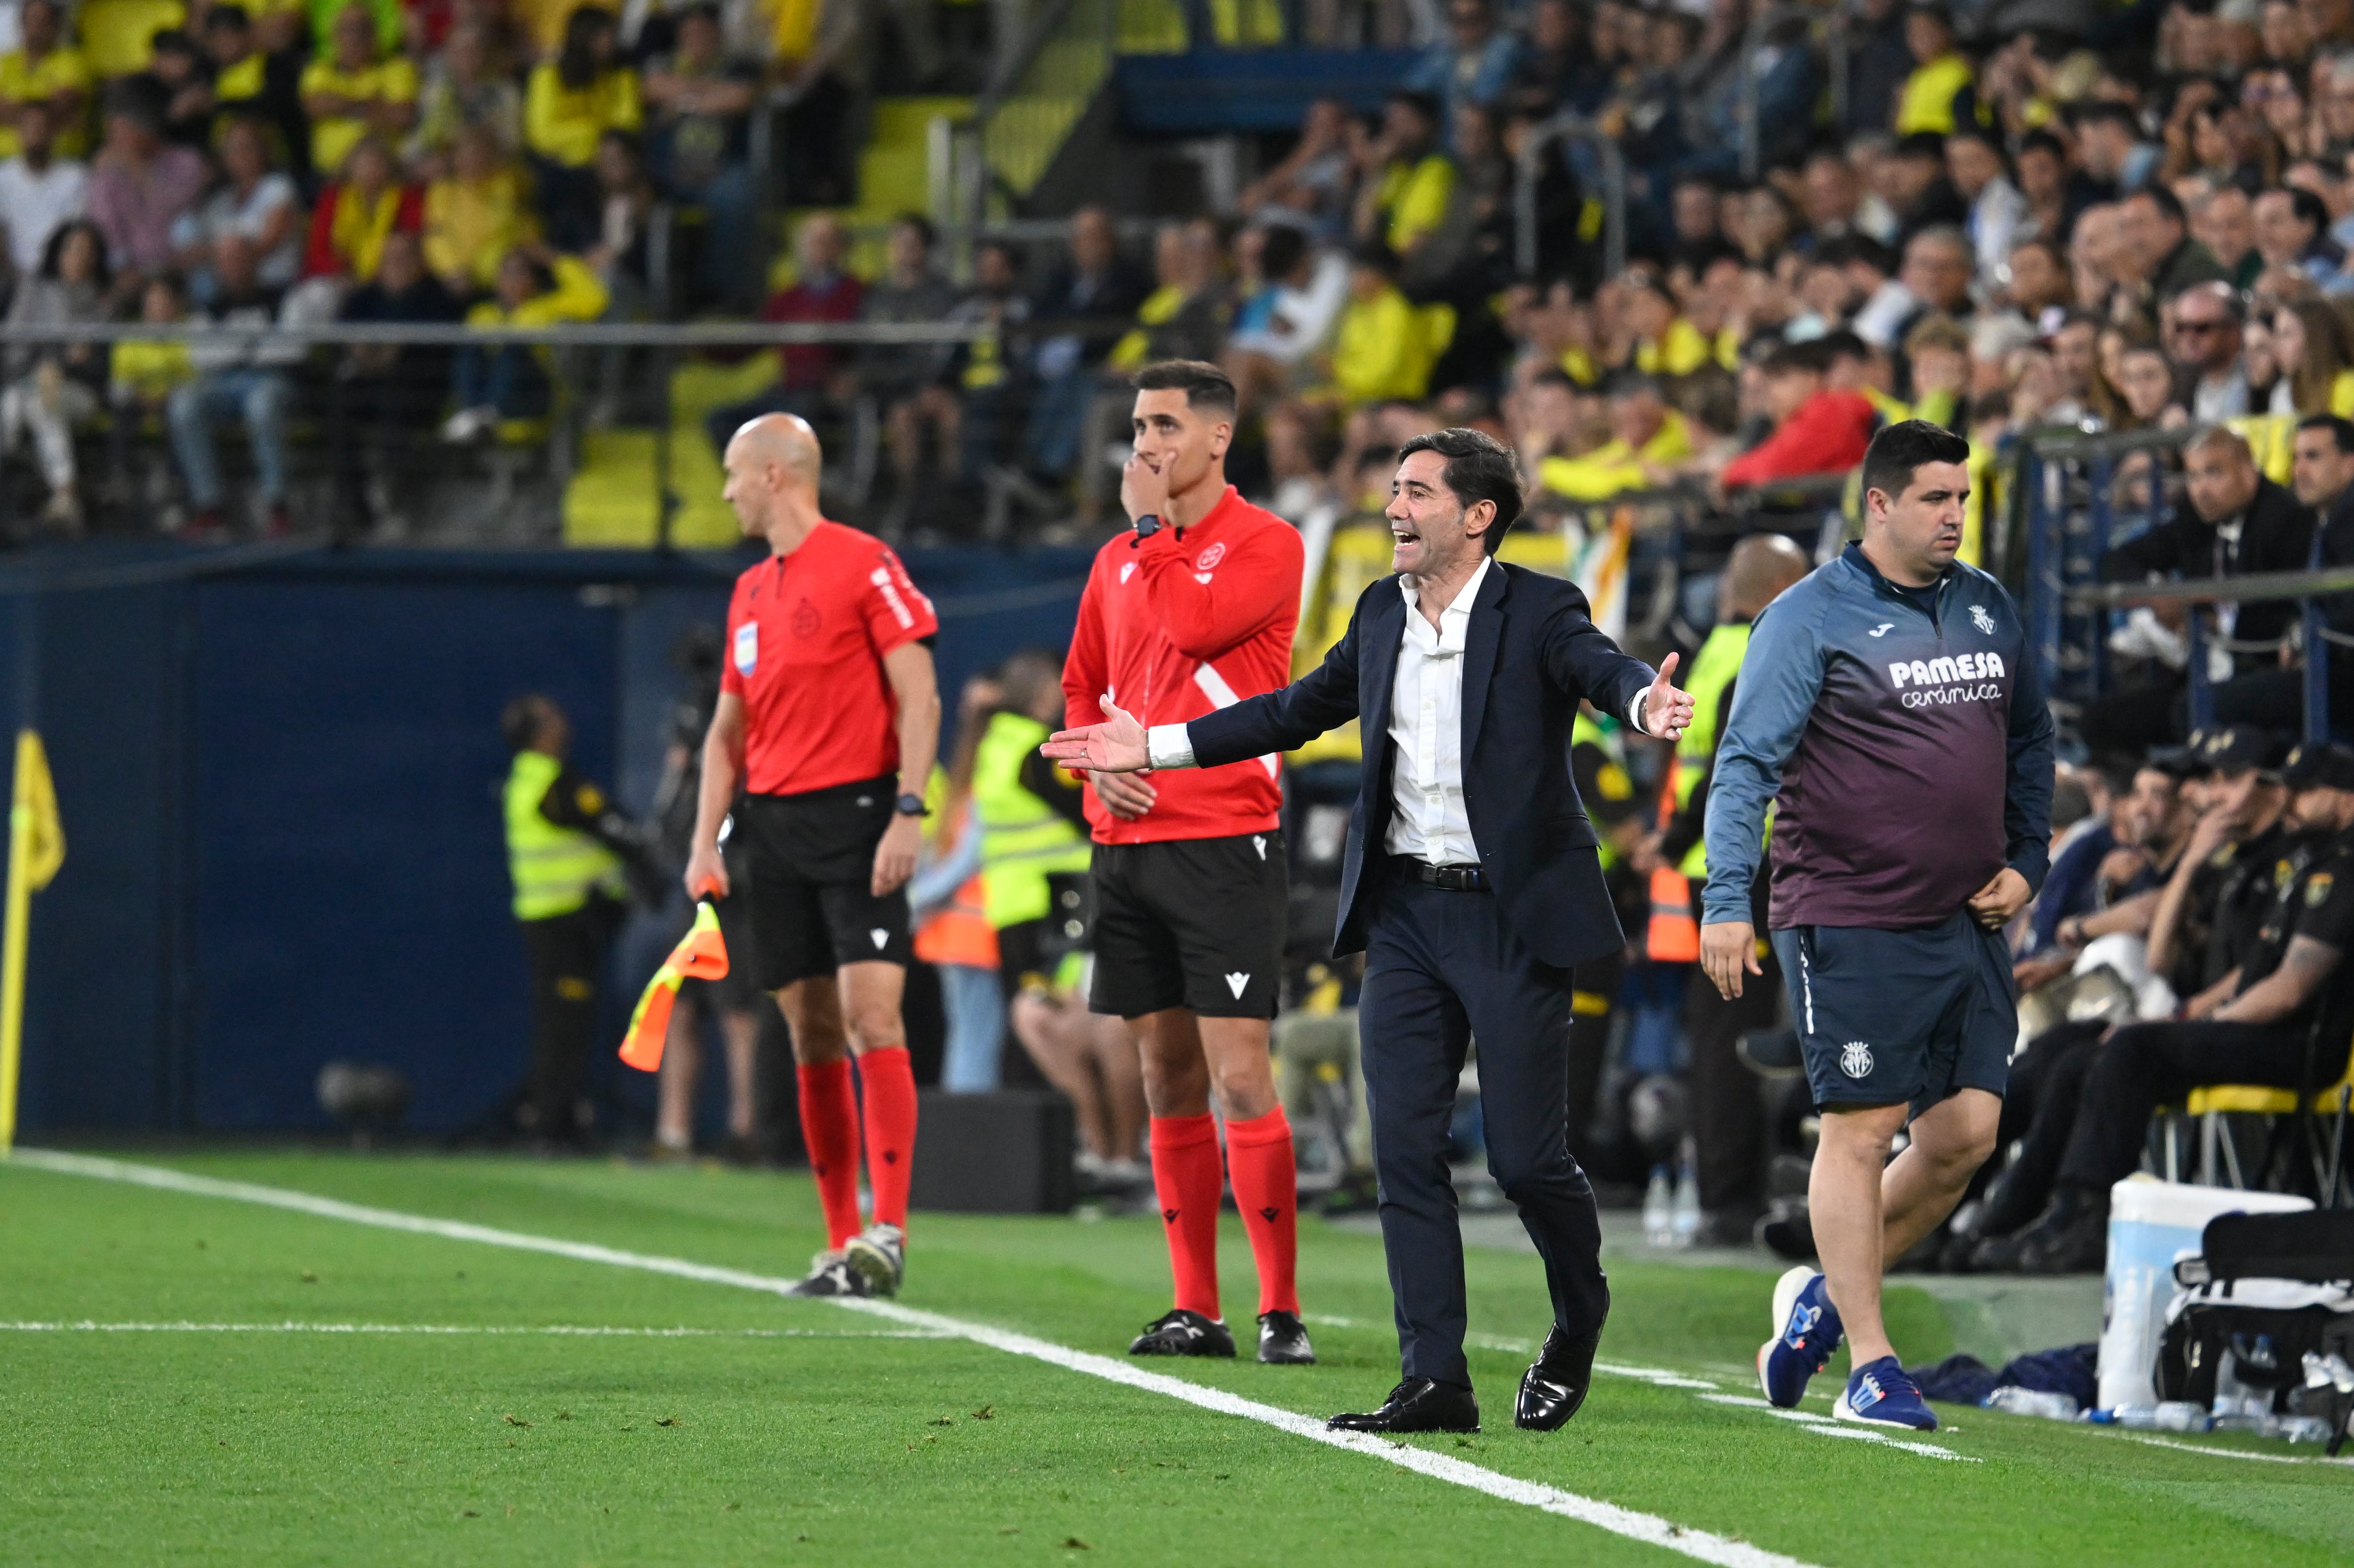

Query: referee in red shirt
left=685, top=414, right=943, bottom=1299
left=1063, top=360, right=1313, bottom=1365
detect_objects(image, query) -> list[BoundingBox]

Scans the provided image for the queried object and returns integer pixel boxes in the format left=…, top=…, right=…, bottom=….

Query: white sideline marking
left=2125, top=1435, right=2354, bottom=1467
left=14, top=1148, right=1820, bottom=1568
left=0, top=1320, right=942, bottom=1339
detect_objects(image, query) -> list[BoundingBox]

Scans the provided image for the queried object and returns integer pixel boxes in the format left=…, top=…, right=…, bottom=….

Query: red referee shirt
left=722, top=519, right=938, bottom=797
left=1063, top=486, right=1303, bottom=844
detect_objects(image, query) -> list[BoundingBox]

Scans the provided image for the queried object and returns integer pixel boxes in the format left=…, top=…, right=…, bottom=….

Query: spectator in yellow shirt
left=0, top=0, right=91, bottom=160
left=1618, top=268, right=1714, bottom=377
left=300, top=3, right=418, bottom=179
left=1893, top=5, right=1975, bottom=136
left=442, top=241, right=608, bottom=441
left=1322, top=245, right=1441, bottom=406
left=1353, top=90, right=1456, bottom=262
left=1536, top=373, right=1697, bottom=501
left=424, top=123, right=536, bottom=294
left=112, top=273, right=196, bottom=413
left=524, top=6, right=639, bottom=249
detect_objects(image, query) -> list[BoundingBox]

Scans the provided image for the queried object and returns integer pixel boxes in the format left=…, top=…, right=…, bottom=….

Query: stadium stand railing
left=2016, top=417, right=2331, bottom=737
left=0, top=318, right=1034, bottom=549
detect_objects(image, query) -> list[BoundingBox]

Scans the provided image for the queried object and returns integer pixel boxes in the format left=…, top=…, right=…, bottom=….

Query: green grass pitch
left=2, top=1147, right=2349, bottom=1566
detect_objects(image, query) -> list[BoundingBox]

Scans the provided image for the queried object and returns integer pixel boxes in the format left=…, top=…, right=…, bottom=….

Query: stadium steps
left=561, top=96, right=967, bottom=546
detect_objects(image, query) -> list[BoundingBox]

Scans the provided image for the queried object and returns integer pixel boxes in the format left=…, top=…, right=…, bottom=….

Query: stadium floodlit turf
left=3, top=1149, right=2350, bottom=1566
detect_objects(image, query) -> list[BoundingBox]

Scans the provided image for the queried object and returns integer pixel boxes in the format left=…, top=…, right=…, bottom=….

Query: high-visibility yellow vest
left=972, top=712, right=1092, bottom=930
left=504, top=749, right=624, bottom=921
left=1572, top=710, right=1634, bottom=873
left=1666, top=619, right=1749, bottom=880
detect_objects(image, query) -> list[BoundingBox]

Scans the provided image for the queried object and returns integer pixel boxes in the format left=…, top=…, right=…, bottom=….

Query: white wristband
left=1626, top=688, right=1650, bottom=737
left=1146, top=724, right=1197, bottom=770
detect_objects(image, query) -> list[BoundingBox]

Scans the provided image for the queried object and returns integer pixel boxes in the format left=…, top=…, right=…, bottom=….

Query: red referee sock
left=796, top=1059, right=863, bottom=1249
left=1150, top=1113, right=1224, bottom=1320
left=1224, top=1107, right=1300, bottom=1317
left=857, top=1046, right=918, bottom=1232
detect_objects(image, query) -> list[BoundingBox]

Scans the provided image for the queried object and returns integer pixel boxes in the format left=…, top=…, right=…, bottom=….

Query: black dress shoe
left=1756, top=1203, right=1816, bottom=1261
left=1327, top=1377, right=1479, bottom=1433
left=2014, top=1195, right=2108, bottom=1275
left=1516, top=1327, right=1600, bottom=1431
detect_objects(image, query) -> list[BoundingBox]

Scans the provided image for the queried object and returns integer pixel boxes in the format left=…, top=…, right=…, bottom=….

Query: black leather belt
left=1395, top=857, right=1487, bottom=891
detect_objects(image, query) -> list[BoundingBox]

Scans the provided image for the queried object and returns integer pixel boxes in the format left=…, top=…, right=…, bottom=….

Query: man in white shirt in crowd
left=0, top=101, right=84, bottom=282
left=1046, top=428, right=1693, bottom=1436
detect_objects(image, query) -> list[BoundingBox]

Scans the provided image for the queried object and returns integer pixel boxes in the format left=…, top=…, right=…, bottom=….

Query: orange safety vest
left=1645, top=760, right=1699, bottom=963
left=914, top=807, right=1000, bottom=969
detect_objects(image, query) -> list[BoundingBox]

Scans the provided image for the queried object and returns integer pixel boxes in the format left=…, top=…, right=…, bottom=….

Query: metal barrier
left=2023, top=419, right=2340, bottom=743
left=1737, top=5, right=1848, bottom=183
left=0, top=316, right=1142, bottom=550
left=2071, top=568, right=2348, bottom=743
left=1517, top=112, right=1627, bottom=281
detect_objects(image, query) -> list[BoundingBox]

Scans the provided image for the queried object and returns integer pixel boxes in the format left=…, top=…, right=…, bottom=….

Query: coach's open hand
left=1967, top=868, right=2032, bottom=930
left=1643, top=651, right=1696, bottom=742
left=1701, top=920, right=1763, bottom=1000
left=1042, top=697, right=1150, bottom=773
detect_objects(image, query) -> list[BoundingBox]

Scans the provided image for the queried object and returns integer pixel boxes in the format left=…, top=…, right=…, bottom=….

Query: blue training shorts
left=1769, top=911, right=2015, bottom=1118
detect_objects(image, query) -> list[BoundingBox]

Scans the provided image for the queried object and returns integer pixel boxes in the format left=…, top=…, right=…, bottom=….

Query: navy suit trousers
left=1358, top=868, right=1611, bottom=1388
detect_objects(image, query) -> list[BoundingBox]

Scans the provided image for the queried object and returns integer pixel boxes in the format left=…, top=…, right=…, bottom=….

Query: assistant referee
left=685, top=413, right=943, bottom=1300
left=1061, top=360, right=1314, bottom=1367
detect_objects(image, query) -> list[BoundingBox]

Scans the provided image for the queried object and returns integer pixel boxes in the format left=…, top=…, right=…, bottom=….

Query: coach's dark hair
left=1133, top=359, right=1237, bottom=418
left=500, top=694, right=557, bottom=753
left=2301, top=413, right=2354, bottom=455
left=1860, top=419, right=1971, bottom=504
left=1396, top=427, right=1524, bottom=555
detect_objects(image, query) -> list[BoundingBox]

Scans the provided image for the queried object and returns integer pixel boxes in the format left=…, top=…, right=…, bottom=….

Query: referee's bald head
left=727, top=413, right=822, bottom=486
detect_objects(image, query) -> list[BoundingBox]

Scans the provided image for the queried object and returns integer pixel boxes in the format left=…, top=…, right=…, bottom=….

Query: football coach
left=1044, top=428, right=1693, bottom=1434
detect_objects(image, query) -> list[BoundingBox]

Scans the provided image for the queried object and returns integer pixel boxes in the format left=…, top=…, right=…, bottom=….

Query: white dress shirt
left=1383, top=556, right=1489, bottom=864
left=1147, top=557, right=1654, bottom=862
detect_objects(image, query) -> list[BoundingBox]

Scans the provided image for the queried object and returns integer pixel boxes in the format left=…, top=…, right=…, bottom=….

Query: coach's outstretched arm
left=1539, top=593, right=1680, bottom=738
left=1044, top=587, right=1370, bottom=773
left=1696, top=597, right=1826, bottom=999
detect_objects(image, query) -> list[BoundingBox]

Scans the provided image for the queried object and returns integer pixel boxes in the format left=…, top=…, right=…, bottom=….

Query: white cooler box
left=2097, top=1176, right=2312, bottom=1413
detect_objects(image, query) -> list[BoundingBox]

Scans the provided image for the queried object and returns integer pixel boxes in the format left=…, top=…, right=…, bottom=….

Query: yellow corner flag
left=0, top=730, right=64, bottom=1154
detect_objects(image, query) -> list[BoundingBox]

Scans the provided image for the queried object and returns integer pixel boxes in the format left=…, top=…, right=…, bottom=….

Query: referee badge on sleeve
left=734, top=621, right=758, bottom=676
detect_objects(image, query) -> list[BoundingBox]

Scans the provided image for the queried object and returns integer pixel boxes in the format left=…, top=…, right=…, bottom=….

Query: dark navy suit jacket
left=1185, top=560, right=1658, bottom=970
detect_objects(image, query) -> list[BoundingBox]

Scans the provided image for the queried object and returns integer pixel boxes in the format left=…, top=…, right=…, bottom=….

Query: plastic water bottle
left=2280, top=1415, right=2336, bottom=1444
left=1643, top=1166, right=1674, bottom=1246
left=2154, top=1400, right=2215, bottom=1432
left=1670, top=1155, right=1701, bottom=1248
left=1984, top=1387, right=2081, bottom=1421
left=2089, top=1405, right=2160, bottom=1427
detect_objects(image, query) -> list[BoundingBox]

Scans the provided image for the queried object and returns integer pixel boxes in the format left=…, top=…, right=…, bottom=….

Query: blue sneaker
left=1835, top=1356, right=1939, bottom=1431
left=1757, top=1264, right=1843, bottom=1408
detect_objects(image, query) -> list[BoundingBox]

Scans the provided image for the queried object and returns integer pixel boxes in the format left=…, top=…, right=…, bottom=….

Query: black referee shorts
left=729, top=775, right=913, bottom=991
left=1088, top=831, right=1286, bottom=1021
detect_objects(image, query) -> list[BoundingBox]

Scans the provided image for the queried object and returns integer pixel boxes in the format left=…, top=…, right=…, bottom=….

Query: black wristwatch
left=894, top=793, right=929, bottom=818
left=1132, top=512, right=1163, bottom=540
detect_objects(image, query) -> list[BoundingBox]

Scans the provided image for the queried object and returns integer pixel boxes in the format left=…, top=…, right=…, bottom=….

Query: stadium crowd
left=11, top=0, right=2354, bottom=540
left=0, top=0, right=958, bottom=532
